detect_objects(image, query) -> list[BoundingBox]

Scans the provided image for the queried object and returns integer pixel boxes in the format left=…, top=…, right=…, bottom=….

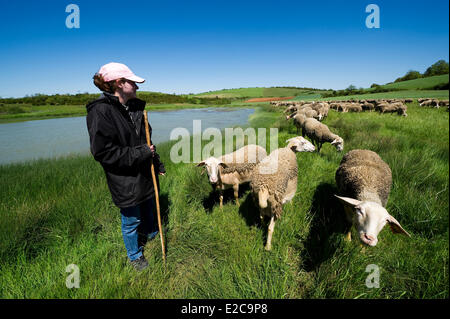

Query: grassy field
left=192, top=87, right=324, bottom=99
left=0, top=93, right=448, bottom=298
left=289, top=90, right=449, bottom=102
left=0, top=104, right=87, bottom=123
left=371, top=74, right=449, bottom=91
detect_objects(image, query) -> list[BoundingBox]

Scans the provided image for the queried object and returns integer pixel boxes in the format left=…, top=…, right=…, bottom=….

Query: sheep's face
left=286, top=136, right=315, bottom=153
left=335, top=195, right=410, bottom=247
left=331, top=137, right=344, bottom=152
left=257, top=188, right=269, bottom=209
left=196, top=157, right=228, bottom=184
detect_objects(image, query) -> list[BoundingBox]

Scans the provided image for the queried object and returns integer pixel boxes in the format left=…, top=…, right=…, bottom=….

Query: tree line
left=393, top=60, right=449, bottom=83
left=322, top=60, right=449, bottom=98
left=0, top=92, right=233, bottom=106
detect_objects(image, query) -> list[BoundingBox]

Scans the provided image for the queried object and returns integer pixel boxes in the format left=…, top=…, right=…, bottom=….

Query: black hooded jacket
left=86, top=92, right=165, bottom=208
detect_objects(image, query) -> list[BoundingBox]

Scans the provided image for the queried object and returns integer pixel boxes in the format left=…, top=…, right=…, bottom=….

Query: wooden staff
left=143, top=111, right=166, bottom=263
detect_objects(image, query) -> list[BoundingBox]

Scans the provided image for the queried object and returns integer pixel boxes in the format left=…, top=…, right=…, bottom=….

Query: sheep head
left=286, top=136, right=315, bottom=153
left=335, top=195, right=410, bottom=246
left=331, top=137, right=344, bottom=152
left=257, top=188, right=269, bottom=209
left=196, top=157, right=228, bottom=184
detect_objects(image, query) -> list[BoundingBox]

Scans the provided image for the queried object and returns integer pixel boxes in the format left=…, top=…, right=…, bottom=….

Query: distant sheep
left=286, top=113, right=307, bottom=135
left=362, top=102, right=375, bottom=112
left=378, top=103, right=408, bottom=116
left=303, top=118, right=344, bottom=152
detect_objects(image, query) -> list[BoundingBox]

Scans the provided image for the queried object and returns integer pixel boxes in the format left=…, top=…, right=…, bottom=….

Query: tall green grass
left=0, top=100, right=448, bottom=298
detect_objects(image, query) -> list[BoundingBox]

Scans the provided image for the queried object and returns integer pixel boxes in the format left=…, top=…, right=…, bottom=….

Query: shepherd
left=86, top=62, right=166, bottom=271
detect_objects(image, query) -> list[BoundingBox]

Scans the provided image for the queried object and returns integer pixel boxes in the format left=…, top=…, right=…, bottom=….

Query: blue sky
left=0, top=0, right=448, bottom=97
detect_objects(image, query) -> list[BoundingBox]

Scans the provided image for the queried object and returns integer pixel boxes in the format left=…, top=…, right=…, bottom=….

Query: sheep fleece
left=335, top=149, right=392, bottom=207
left=250, top=147, right=298, bottom=219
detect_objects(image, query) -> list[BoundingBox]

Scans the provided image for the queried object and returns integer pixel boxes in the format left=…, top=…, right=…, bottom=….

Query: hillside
left=191, top=87, right=327, bottom=99
left=291, top=90, right=449, bottom=102
left=191, top=74, right=449, bottom=101
left=370, top=74, right=449, bottom=91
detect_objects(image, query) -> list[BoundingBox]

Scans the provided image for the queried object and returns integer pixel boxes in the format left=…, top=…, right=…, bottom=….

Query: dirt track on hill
left=244, top=96, right=295, bottom=102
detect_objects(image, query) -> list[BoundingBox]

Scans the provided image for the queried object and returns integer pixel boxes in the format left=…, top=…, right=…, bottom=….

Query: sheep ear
left=285, top=137, right=295, bottom=144
left=330, top=139, right=338, bottom=145
left=334, top=195, right=361, bottom=207
left=387, top=215, right=411, bottom=237
left=196, top=161, right=206, bottom=167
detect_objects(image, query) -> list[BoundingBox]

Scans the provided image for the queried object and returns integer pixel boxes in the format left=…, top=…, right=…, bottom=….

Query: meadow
left=373, top=74, right=449, bottom=91
left=0, top=96, right=448, bottom=298
left=191, top=87, right=325, bottom=99
left=319, top=90, right=449, bottom=101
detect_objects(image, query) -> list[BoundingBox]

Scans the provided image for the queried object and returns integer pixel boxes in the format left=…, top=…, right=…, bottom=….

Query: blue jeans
left=120, top=197, right=159, bottom=261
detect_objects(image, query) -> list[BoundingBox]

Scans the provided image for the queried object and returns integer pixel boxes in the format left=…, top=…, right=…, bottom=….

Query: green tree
left=394, top=70, right=422, bottom=82
left=424, top=60, right=449, bottom=77
left=346, top=85, right=357, bottom=92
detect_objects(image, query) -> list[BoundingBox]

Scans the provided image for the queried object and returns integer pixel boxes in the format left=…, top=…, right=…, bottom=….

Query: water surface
left=0, top=107, right=254, bottom=165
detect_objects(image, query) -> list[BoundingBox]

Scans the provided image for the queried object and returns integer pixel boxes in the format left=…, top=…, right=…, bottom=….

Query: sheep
left=316, top=104, right=330, bottom=120
left=286, top=113, right=307, bottom=135
left=378, top=103, right=408, bottom=116
left=329, top=102, right=340, bottom=110
left=250, top=136, right=315, bottom=250
left=289, top=107, right=320, bottom=121
left=303, top=118, right=344, bottom=153
left=439, top=100, right=449, bottom=107
left=394, top=103, right=408, bottom=116
left=197, top=144, right=267, bottom=208
left=283, top=105, right=298, bottom=114
left=302, top=108, right=320, bottom=120
left=362, top=102, right=375, bottom=112
left=337, top=104, right=347, bottom=112
left=346, top=103, right=363, bottom=113
left=335, top=149, right=411, bottom=246
left=419, top=99, right=440, bottom=108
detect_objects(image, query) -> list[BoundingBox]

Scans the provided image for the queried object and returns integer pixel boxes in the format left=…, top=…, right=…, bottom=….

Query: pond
left=0, top=107, right=254, bottom=165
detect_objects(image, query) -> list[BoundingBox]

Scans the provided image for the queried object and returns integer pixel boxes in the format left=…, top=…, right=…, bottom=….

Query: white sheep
left=250, top=136, right=315, bottom=250
left=335, top=149, right=410, bottom=246
left=286, top=113, right=307, bottom=136
left=303, top=118, right=344, bottom=152
left=197, top=144, right=267, bottom=208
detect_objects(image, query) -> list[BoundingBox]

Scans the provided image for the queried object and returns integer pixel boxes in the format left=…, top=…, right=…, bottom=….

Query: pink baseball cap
left=97, top=62, right=145, bottom=83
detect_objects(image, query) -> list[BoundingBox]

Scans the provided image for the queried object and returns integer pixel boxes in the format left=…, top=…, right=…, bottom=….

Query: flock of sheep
left=195, top=96, right=448, bottom=250
left=418, top=98, right=450, bottom=108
